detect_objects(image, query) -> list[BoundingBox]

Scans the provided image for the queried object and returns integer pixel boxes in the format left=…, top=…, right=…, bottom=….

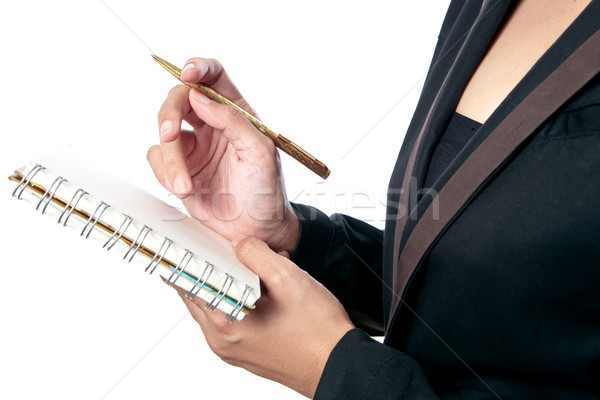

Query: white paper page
left=17, top=146, right=260, bottom=317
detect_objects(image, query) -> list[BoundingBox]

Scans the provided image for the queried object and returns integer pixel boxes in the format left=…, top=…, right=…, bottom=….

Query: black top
left=424, top=112, right=482, bottom=188
left=289, top=0, right=600, bottom=398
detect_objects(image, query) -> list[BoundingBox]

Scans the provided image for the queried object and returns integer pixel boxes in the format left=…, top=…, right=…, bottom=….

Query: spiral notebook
left=7, top=147, right=259, bottom=321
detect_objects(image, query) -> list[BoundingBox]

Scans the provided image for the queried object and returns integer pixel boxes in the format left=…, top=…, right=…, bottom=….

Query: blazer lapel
left=386, top=0, right=600, bottom=338
left=389, top=0, right=513, bottom=322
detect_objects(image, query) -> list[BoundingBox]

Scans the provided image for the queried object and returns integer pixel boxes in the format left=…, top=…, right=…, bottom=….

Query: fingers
left=175, top=287, right=207, bottom=320
left=278, top=250, right=291, bottom=259
left=147, top=131, right=197, bottom=194
left=233, top=237, right=297, bottom=301
left=158, top=85, right=198, bottom=143
left=188, top=89, right=275, bottom=162
left=152, top=57, right=269, bottom=199
left=155, top=85, right=202, bottom=197
left=180, top=57, right=255, bottom=115
left=173, top=281, right=240, bottom=336
left=146, top=145, right=167, bottom=188
left=174, top=287, right=228, bottom=336
left=162, top=138, right=193, bottom=197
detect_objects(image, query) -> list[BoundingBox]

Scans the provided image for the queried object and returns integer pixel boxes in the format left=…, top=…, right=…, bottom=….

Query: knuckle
left=237, top=236, right=262, bottom=254
left=206, top=328, right=239, bottom=361
left=207, top=339, right=228, bottom=359
left=223, top=104, right=244, bottom=121
left=164, top=157, right=184, bottom=171
left=296, top=268, right=310, bottom=280
left=168, top=84, right=189, bottom=97
left=158, top=106, right=178, bottom=123
left=146, top=145, right=159, bottom=161
left=212, top=316, right=232, bottom=334
left=159, top=86, right=189, bottom=117
left=251, top=138, right=278, bottom=166
left=207, top=57, right=222, bottom=69
left=269, top=268, right=293, bottom=289
left=212, top=346, right=236, bottom=365
left=206, top=58, right=224, bottom=75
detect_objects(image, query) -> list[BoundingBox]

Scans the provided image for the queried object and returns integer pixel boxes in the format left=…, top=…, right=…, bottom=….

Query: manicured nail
left=181, top=63, right=196, bottom=76
left=160, top=120, right=174, bottom=138
left=173, top=176, right=188, bottom=196
left=191, top=89, right=212, bottom=104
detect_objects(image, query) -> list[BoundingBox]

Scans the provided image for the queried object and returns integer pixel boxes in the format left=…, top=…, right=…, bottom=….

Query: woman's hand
left=173, top=237, right=355, bottom=398
left=147, top=58, right=299, bottom=253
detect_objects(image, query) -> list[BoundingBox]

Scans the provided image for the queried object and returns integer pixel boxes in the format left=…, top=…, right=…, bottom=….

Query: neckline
left=454, top=112, right=483, bottom=128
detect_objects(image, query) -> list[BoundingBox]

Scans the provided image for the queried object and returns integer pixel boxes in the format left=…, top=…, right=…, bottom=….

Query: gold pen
left=153, top=55, right=331, bottom=180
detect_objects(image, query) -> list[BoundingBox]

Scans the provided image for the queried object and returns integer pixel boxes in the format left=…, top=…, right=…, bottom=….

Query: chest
left=398, top=112, right=600, bottom=385
left=456, top=0, right=592, bottom=123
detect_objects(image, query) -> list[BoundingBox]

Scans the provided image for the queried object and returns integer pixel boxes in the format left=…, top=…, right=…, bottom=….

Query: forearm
left=290, top=203, right=385, bottom=334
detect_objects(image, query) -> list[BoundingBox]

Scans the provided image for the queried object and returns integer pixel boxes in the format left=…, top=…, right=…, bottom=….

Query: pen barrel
left=153, top=55, right=330, bottom=179
left=193, top=83, right=331, bottom=180
left=272, top=134, right=331, bottom=179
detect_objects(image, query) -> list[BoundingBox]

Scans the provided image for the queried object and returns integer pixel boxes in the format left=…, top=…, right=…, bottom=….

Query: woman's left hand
left=172, top=237, right=355, bottom=398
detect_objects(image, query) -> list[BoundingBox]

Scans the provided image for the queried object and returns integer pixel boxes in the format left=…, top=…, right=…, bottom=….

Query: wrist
left=304, top=324, right=355, bottom=398
left=281, top=205, right=300, bottom=254
left=269, top=202, right=300, bottom=254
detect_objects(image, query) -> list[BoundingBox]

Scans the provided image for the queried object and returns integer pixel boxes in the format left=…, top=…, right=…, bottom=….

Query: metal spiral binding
left=80, top=201, right=110, bottom=239
left=185, top=261, right=214, bottom=299
left=36, top=176, right=67, bottom=214
left=12, top=164, right=45, bottom=200
left=123, top=225, right=152, bottom=262
left=165, top=250, right=193, bottom=286
left=206, top=274, right=234, bottom=311
left=145, top=237, right=172, bottom=274
left=11, top=164, right=252, bottom=320
left=58, top=188, right=88, bottom=226
left=103, top=214, right=132, bottom=250
left=226, top=285, right=252, bottom=322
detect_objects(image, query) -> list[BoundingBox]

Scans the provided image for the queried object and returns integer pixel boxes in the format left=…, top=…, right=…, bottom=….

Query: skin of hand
left=172, top=236, right=355, bottom=399
left=147, top=58, right=299, bottom=253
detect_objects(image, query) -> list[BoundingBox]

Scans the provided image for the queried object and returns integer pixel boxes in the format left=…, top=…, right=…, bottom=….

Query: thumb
left=188, top=89, right=274, bottom=158
left=233, top=237, right=296, bottom=294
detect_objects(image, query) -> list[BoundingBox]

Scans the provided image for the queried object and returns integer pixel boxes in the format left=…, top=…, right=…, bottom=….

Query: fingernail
left=181, top=63, right=196, bottom=76
left=173, top=176, right=188, bottom=196
left=191, top=89, right=212, bottom=104
left=160, top=120, right=174, bottom=138
left=232, top=236, right=248, bottom=248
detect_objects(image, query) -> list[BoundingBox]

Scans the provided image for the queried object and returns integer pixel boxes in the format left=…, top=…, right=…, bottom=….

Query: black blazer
left=290, top=0, right=600, bottom=399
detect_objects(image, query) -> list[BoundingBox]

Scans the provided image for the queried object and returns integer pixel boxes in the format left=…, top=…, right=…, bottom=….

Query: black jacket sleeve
left=315, top=329, right=500, bottom=400
left=290, top=203, right=384, bottom=335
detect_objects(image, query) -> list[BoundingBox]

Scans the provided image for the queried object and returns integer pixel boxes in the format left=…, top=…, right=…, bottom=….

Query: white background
left=0, top=1, right=449, bottom=399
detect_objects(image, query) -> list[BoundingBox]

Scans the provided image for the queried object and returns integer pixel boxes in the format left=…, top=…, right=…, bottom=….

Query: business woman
left=147, top=0, right=600, bottom=398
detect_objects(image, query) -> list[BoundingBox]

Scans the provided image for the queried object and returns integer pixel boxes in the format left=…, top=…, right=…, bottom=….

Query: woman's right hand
left=147, top=58, right=299, bottom=253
